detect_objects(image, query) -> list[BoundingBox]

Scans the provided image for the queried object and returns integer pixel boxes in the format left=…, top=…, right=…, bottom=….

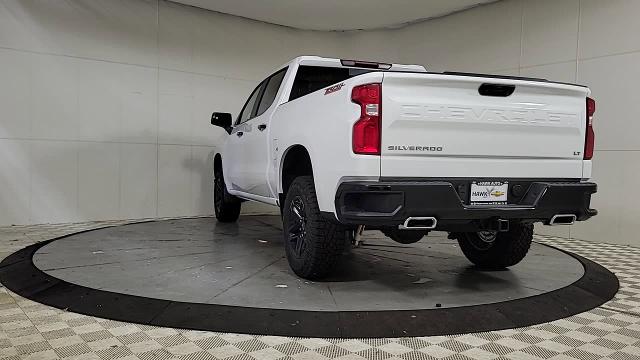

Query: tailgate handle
left=478, top=83, right=515, bottom=97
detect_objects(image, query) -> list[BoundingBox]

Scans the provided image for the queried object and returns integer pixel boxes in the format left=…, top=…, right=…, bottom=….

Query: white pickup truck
left=210, top=56, right=597, bottom=279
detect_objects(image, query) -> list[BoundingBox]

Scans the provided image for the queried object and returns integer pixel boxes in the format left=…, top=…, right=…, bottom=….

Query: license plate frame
left=470, top=181, right=508, bottom=205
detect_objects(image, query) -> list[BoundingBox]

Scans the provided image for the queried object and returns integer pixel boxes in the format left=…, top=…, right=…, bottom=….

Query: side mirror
left=211, top=112, right=233, bottom=134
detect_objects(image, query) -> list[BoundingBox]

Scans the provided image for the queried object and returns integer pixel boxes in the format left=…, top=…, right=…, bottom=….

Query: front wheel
left=282, top=176, right=347, bottom=279
left=454, top=222, right=533, bottom=269
left=213, top=169, right=241, bottom=223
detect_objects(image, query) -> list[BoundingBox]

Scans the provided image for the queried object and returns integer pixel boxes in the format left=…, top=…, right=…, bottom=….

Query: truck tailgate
left=380, top=73, right=590, bottom=179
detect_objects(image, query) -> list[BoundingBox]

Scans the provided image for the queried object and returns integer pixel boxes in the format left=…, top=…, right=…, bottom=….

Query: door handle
left=236, top=131, right=243, bottom=137
left=258, top=124, right=267, bottom=131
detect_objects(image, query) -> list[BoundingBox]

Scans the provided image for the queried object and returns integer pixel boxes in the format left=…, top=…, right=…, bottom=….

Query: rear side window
left=256, top=68, right=287, bottom=117
left=289, top=66, right=371, bottom=101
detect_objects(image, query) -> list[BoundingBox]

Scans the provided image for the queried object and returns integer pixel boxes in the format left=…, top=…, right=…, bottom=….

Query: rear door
left=241, top=67, right=287, bottom=198
left=380, top=72, right=590, bottom=179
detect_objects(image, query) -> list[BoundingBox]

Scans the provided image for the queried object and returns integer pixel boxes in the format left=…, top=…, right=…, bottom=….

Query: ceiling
left=172, top=0, right=497, bottom=31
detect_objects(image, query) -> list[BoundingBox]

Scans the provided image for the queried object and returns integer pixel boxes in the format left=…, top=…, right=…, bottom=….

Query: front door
left=224, top=81, right=263, bottom=194
left=225, top=67, right=287, bottom=199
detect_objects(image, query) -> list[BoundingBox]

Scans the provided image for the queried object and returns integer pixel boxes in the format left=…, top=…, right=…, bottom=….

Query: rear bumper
left=334, top=179, right=597, bottom=230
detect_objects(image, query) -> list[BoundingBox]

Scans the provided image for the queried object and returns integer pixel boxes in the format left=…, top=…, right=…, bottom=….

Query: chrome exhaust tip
left=549, top=214, right=576, bottom=226
left=399, top=217, right=437, bottom=230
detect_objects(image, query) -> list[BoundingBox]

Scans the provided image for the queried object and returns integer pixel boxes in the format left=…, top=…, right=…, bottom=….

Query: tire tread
left=456, top=222, right=533, bottom=268
left=214, top=170, right=241, bottom=223
left=283, top=176, right=346, bottom=279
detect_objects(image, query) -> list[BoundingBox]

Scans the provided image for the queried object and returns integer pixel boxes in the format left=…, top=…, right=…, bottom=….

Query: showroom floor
left=0, top=219, right=639, bottom=360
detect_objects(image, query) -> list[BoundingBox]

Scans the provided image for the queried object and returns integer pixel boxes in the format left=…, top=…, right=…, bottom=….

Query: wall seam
left=518, top=0, right=524, bottom=76
left=0, top=137, right=224, bottom=147
left=0, top=46, right=258, bottom=84
left=575, top=0, right=582, bottom=83
left=155, top=0, right=160, bottom=219
left=519, top=59, right=582, bottom=70
left=27, top=53, right=34, bottom=224
left=190, top=145, right=194, bottom=217
left=580, top=48, right=640, bottom=62
left=76, top=142, right=80, bottom=223
left=117, top=143, right=122, bottom=221
left=27, top=141, right=33, bottom=225
left=75, top=63, right=81, bottom=223
left=570, top=0, right=583, bottom=240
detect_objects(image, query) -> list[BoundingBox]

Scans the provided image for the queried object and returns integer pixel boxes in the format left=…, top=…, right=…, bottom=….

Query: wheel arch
left=279, top=144, right=314, bottom=206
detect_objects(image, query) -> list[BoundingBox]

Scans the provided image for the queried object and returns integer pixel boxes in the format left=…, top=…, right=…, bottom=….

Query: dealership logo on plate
left=470, top=181, right=508, bottom=204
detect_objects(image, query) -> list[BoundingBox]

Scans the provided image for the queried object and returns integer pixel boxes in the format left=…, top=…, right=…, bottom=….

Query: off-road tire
left=455, top=222, right=533, bottom=269
left=213, top=168, right=241, bottom=223
left=283, top=176, right=347, bottom=279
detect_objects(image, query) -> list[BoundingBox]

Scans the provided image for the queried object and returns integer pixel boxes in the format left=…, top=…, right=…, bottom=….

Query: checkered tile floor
left=0, top=219, right=638, bottom=360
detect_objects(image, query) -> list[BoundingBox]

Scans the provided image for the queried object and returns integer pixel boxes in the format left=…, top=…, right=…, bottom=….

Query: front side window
left=256, top=68, right=287, bottom=117
left=236, top=82, right=264, bottom=125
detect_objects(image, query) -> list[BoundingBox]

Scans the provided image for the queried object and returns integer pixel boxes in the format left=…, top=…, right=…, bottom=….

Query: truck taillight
left=352, top=83, right=381, bottom=155
left=584, top=97, right=595, bottom=160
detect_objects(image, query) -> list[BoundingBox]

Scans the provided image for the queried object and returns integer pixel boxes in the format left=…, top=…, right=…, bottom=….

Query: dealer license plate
left=470, top=181, right=508, bottom=205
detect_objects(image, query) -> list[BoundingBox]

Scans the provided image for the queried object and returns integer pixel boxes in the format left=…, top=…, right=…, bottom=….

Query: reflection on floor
left=0, top=217, right=639, bottom=360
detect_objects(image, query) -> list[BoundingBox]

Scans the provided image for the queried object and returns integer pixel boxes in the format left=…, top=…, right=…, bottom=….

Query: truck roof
left=284, top=55, right=428, bottom=73
left=274, top=56, right=585, bottom=89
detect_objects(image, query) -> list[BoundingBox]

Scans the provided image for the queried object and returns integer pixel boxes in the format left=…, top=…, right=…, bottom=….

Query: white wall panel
left=0, top=140, right=31, bottom=225
left=30, top=141, right=79, bottom=224
left=614, top=152, right=640, bottom=245
left=119, top=143, right=157, bottom=219
left=578, top=52, right=640, bottom=151
left=0, top=49, right=30, bottom=139
left=521, top=0, right=579, bottom=67
left=77, top=61, right=122, bottom=142
left=30, top=55, right=80, bottom=141
left=190, top=146, right=215, bottom=215
left=188, top=5, right=299, bottom=80
left=21, top=0, right=158, bottom=66
left=159, top=69, right=194, bottom=145
left=520, top=61, right=577, bottom=84
left=580, top=0, right=640, bottom=60
left=0, top=1, right=36, bottom=51
left=158, top=1, right=194, bottom=72
left=158, top=144, right=192, bottom=217
left=119, top=66, right=158, bottom=144
left=397, top=0, right=522, bottom=73
left=78, top=143, right=120, bottom=221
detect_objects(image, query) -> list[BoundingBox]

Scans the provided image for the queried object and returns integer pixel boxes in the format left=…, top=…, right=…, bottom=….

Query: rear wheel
left=455, top=222, right=533, bottom=269
left=283, top=176, right=347, bottom=279
left=213, top=168, right=241, bottom=223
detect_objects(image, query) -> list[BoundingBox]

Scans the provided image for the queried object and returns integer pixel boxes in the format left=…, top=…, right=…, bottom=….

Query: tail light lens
left=584, top=97, right=596, bottom=160
left=352, top=83, right=381, bottom=155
